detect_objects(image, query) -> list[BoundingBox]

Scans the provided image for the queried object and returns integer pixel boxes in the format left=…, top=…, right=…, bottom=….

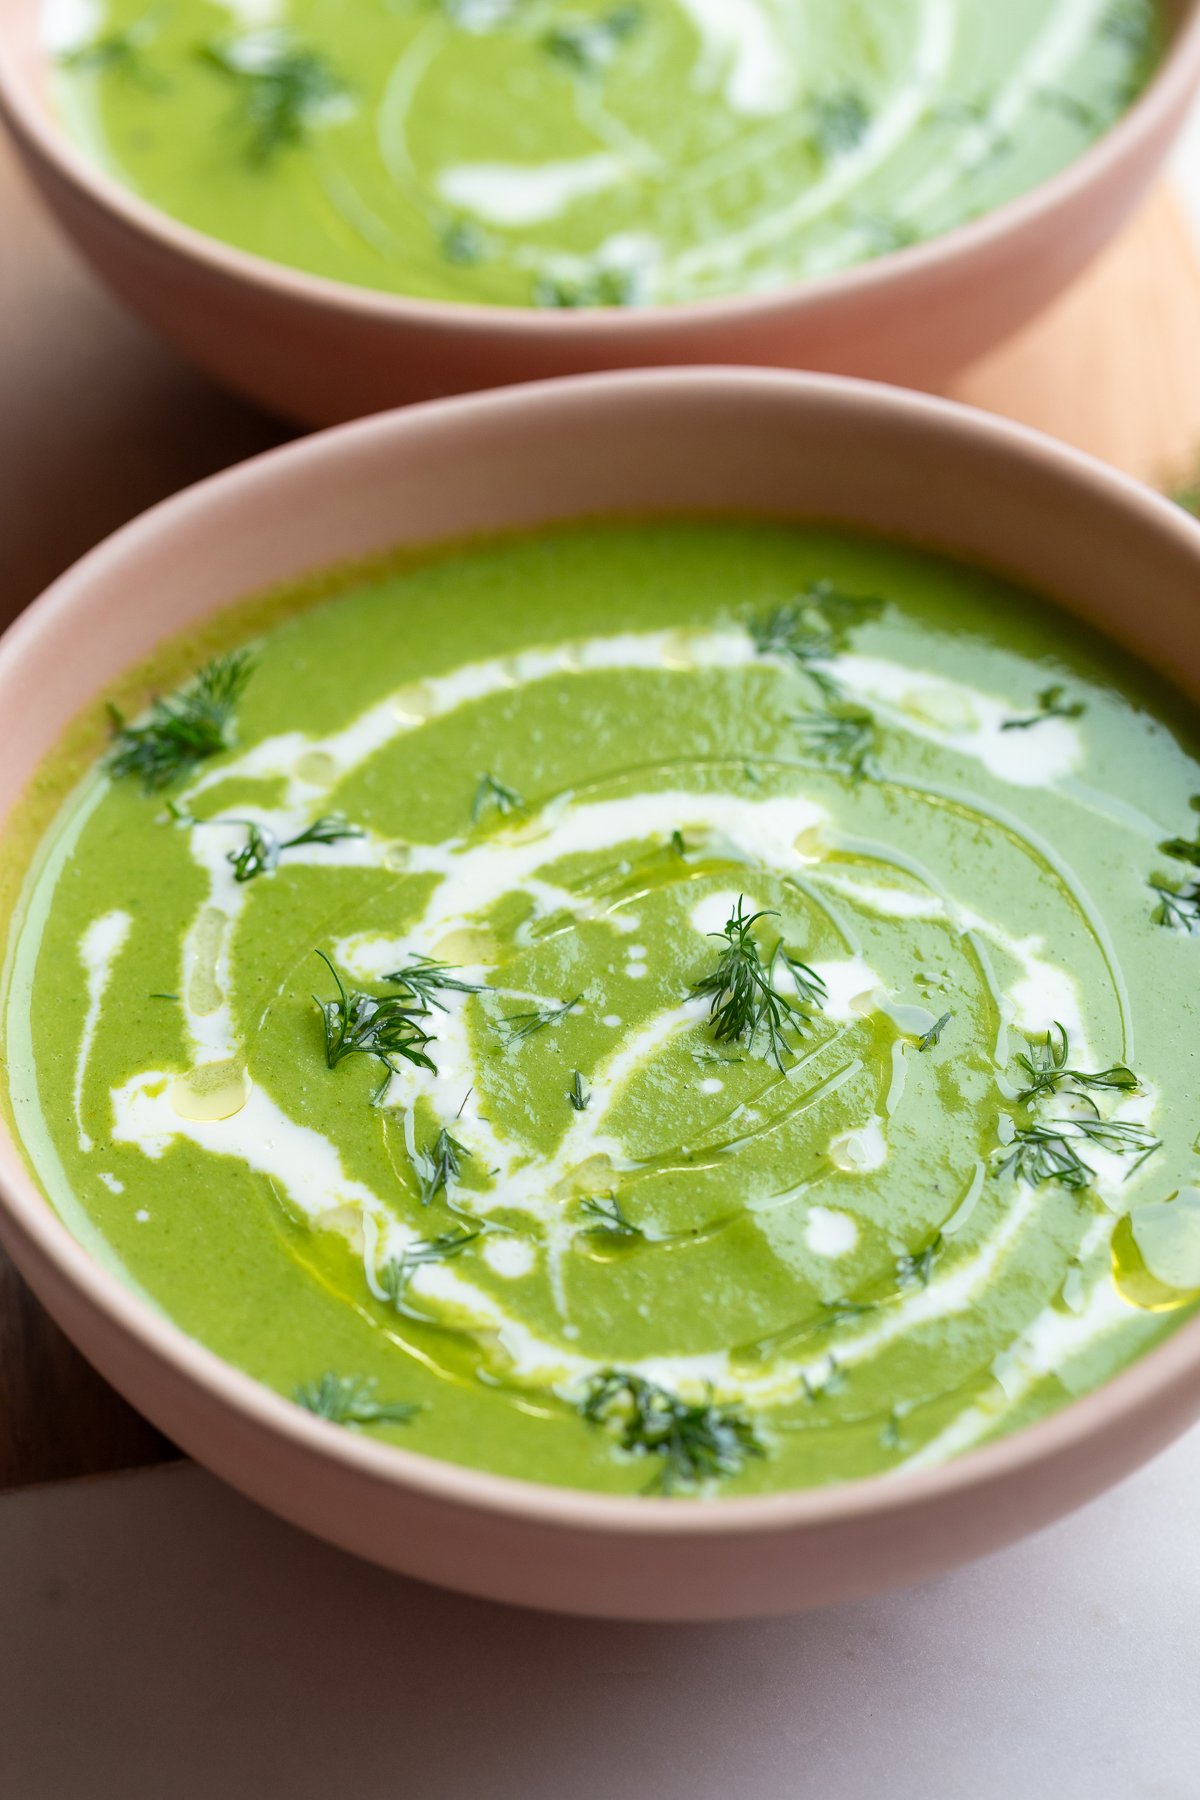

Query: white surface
left=2, top=1434, right=1200, bottom=1799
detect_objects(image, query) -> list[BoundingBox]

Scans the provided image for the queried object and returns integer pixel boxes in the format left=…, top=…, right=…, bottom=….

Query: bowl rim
left=1, top=2, right=1200, bottom=333
left=1, top=364, right=1199, bottom=1537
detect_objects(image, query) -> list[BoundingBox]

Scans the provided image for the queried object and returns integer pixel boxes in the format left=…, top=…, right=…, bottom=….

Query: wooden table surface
left=3, top=138, right=1200, bottom=1492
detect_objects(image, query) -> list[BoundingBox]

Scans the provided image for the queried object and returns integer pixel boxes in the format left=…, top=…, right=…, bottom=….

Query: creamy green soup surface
left=48, top=0, right=1162, bottom=306
left=4, top=520, right=1200, bottom=1497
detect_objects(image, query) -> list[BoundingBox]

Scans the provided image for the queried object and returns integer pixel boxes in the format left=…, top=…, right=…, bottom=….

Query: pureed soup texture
left=4, top=520, right=1200, bottom=1498
left=48, top=0, right=1162, bottom=306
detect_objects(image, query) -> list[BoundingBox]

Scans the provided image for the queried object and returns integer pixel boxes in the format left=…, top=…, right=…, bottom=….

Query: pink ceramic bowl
left=2, top=5, right=1200, bottom=425
left=1, top=369, right=1199, bottom=1619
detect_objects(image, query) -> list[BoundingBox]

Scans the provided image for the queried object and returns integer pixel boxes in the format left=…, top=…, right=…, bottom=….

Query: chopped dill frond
left=581, top=1370, right=764, bottom=1494
left=691, top=897, right=820, bottom=1069
left=1000, top=684, right=1085, bottom=732
left=471, top=772, right=525, bottom=825
left=494, top=994, right=581, bottom=1044
left=1015, top=1023, right=1137, bottom=1104
left=580, top=1196, right=643, bottom=1242
left=107, top=651, right=255, bottom=792
left=568, top=1070, right=591, bottom=1112
left=294, top=1373, right=418, bottom=1427
left=378, top=1227, right=481, bottom=1303
left=383, top=956, right=480, bottom=1013
left=917, top=1012, right=953, bottom=1053
left=413, top=1126, right=472, bottom=1206
left=199, top=30, right=348, bottom=164
left=313, top=951, right=436, bottom=1088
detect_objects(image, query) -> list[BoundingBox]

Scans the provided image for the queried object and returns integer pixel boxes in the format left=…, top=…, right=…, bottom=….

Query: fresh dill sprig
left=1150, top=879, right=1200, bottom=933
left=568, top=1070, right=591, bottom=1112
left=60, top=13, right=163, bottom=85
left=581, top=1370, right=764, bottom=1494
left=774, top=944, right=828, bottom=1011
left=1158, top=797, right=1200, bottom=867
left=532, top=261, right=640, bottom=309
left=383, top=955, right=480, bottom=1013
left=747, top=580, right=883, bottom=699
left=294, top=1372, right=418, bottom=1426
left=224, top=813, right=363, bottom=883
left=896, top=1232, right=943, bottom=1289
left=580, top=1196, right=643, bottom=1242
left=107, top=651, right=255, bottom=793
left=918, top=1011, right=953, bottom=1052
left=1000, top=684, right=1086, bottom=732
left=691, top=897, right=818, bottom=1069
left=494, top=994, right=581, bottom=1044
left=792, top=708, right=877, bottom=780
left=413, top=1126, right=473, bottom=1207
left=313, top=951, right=436, bottom=1088
left=471, top=772, right=525, bottom=825
left=1066, top=1115, right=1161, bottom=1175
left=378, top=1227, right=481, bottom=1304
left=439, top=217, right=489, bottom=266
left=809, top=90, right=871, bottom=157
left=1014, top=1023, right=1137, bottom=1105
left=997, top=1123, right=1094, bottom=1190
left=543, top=5, right=642, bottom=76
left=199, top=30, right=348, bottom=164
left=1102, top=0, right=1156, bottom=53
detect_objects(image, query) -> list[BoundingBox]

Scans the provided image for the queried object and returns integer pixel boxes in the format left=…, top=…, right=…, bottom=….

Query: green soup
left=4, top=519, right=1200, bottom=1497
left=50, top=0, right=1161, bottom=307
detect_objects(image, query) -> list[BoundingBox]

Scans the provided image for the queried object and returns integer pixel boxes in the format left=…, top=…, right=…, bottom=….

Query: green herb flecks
left=918, top=1012, right=953, bottom=1052
left=414, top=1126, right=473, bottom=1207
left=748, top=580, right=883, bottom=700
left=107, top=651, right=255, bottom=793
left=314, top=951, right=436, bottom=1092
left=533, top=261, right=641, bottom=309
left=1067, top=1114, right=1161, bottom=1176
left=997, top=1123, right=1094, bottom=1190
left=378, top=1227, right=481, bottom=1304
left=581, top=1370, right=764, bottom=1494
left=854, top=212, right=919, bottom=256
left=383, top=956, right=481, bottom=1013
left=568, top=1070, right=591, bottom=1112
left=294, top=1373, right=419, bottom=1427
left=1015, top=1023, right=1137, bottom=1106
left=1158, top=797, right=1200, bottom=868
left=1102, top=0, right=1156, bottom=54
left=495, top=993, right=581, bottom=1044
left=809, top=90, right=871, bottom=157
left=439, top=217, right=489, bottom=266
left=200, top=30, right=348, bottom=164
left=225, top=813, right=363, bottom=883
left=471, top=772, right=525, bottom=825
left=691, top=897, right=822, bottom=1070
left=60, top=13, right=163, bottom=85
left=1000, top=684, right=1086, bottom=732
left=1150, top=879, right=1200, bottom=933
left=1035, top=86, right=1102, bottom=131
left=544, top=5, right=642, bottom=76
left=897, top=1232, right=943, bottom=1289
left=793, top=707, right=877, bottom=780
left=580, top=1196, right=643, bottom=1243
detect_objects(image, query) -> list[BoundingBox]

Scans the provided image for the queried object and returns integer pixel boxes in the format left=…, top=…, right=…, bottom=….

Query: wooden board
left=3, top=141, right=1200, bottom=1491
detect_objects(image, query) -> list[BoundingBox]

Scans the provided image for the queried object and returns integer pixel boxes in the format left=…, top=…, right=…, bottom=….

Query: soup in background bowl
left=0, top=369, right=1198, bottom=1617
left=0, top=3, right=1198, bottom=419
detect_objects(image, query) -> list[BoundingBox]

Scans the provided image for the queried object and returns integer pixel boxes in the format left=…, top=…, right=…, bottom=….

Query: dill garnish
left=199, top=31, right=348, bottom=164
left=809, top=90, right=871, bottom=157
left=897, top=1232, right=943, bottom=1288
left=568, top=1070, right=591, bottom=1112
left=793, top=708, right=877, bottom=780
left=581, top=1370, right=764, bottom=1494
left=440, top=217, right=489, bottom=266
left=1068, top=1115, right=1161, bottom=1176
left=1158, top=797, right=1200, bottom=867
left=997, top=1123, right=1094, bottom=1190
left=748, top=580, right=883, bottom=699
left=413, top=1126, right=472, bottom=1206
left=294, top=1373, right=418, bottom=1427
left=1035, top=86, right=1102, bottom=130
left=580, top=1196, right=643, bottom=1242
left=225, top=813, right=362, bottom=883
left=544, top=5, right=642, bottom=76
left=1000, top=684, right=1085, bottom=732
left=1150, top=880, right=1200, bottom=933
left=494, top=994, right=581, bottom=1044
left=532, top=262, right=640, bottom=309
left=60, top=14, right=162, bottom=84
left=691, top=897, right=821, bottom=1069
left=471, top=772, right=525, bottom=824
left=313, top=951, right=436, bottom=1088
left=383, top=956, right=480, bottom=1012
left=378, top=1227, right=480, bottom=1304
left=107, top=651, right=254, bottom=792
left=1103, top=0, right=1156, bottom=52
left=1015, top=1023, right=1137, bottom=1105
left=918, top=1012, right=953, bottom=1052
